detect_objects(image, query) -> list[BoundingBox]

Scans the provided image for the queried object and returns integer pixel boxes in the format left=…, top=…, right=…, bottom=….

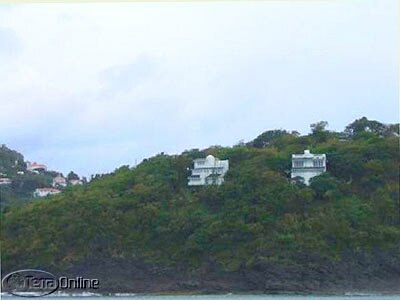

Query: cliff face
left=60, top=250, right=400, bottom=293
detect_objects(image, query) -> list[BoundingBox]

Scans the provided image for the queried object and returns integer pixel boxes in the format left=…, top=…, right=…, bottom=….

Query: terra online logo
left=2, top=269, right=99, bottom=297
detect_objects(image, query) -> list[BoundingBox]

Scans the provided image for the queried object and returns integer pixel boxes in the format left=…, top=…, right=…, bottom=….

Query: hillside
left=1, top=117, right=400, bottom=293
left=0, top=145, right=84, bottom=206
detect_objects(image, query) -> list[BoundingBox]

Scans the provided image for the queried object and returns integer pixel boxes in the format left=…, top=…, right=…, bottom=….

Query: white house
left=33, top=187, right=61, bottom=198
left=69, top=179, right=83, bottom=186
left=188, top=155, right=229, bottom=186
left=52, top=175, right=67, bottom=188
left=291, top=149, right=326, bottom=185
left=0, top=178, right=12, bottom=185
left=26, top=161, right=47, bottom=173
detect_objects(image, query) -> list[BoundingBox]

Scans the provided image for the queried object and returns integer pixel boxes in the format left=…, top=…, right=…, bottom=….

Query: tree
left=0, top=145, right=26, bottom=175
left=382, top=123, right=400, bottom=137
left=309, top=173, right=342, bottom=200
left=310, top=121, right=330, bottom=142
left=67, top=171, right=80, bottom=181
left=249, top=130, right=299, bottom=148
left=344, top=117, right=385, bottom=137
left=310, top=121, right=328, bottom=133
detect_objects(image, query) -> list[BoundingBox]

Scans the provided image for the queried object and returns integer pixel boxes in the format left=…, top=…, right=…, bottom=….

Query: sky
left=0, top=1, right=398, bottom=177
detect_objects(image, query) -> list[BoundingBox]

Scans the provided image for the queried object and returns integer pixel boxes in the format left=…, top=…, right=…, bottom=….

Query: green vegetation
left=1, top=117, right=399, bottom=278
left=0, top=145, right=82, bottom=206
left=0, top=144, right=26, bottom=176
left=0, top=145, right=54, bottom=205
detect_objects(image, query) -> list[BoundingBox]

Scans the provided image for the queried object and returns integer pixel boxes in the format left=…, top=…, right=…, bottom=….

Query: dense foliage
left=1, top=118, right=399, bottom=276
left=0, top=144, right=26, bottom=176
left=0, top=145, right=53, bottom=205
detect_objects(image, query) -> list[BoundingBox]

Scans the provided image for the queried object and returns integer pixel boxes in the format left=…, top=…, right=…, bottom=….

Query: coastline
left=2, top=291, right=400, bottom=297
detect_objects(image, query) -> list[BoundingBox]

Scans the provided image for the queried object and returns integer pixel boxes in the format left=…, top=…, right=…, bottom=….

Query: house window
left=294, top=160, right=304, bottom=168
left=313, top=159, right=324, bottom=167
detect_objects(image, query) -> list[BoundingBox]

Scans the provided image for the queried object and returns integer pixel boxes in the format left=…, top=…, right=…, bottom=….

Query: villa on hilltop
left=69, top=179, right=83, bottom=186
left=291, top=149, right=326, bottom=185
left=52, top=175, right=67, bottom=188
left=26, top=161, right=47, bottom=173
left=188, top=155, right=229, bottom=186
left=33, top=187, right=61, bottom=198
left=52, top=175, right=83, bottom=188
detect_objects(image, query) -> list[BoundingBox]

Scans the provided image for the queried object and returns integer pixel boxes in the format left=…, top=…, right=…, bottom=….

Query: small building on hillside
left=33, top=187, right=61, bottom=198
left=188, top=155, right=229, bottom=186
left=69, top=179, right=83, bottom=186
left=291, top=149, right=326, bottom=185
left=27, top=161, right=47, bottom=173
left=0, top=178, right=12, bottom=185
left=52, top=175, right=67, bottom=188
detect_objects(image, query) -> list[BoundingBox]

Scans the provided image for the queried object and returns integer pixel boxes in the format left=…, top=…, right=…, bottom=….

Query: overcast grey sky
left=0, top=1, right=398, bottom=177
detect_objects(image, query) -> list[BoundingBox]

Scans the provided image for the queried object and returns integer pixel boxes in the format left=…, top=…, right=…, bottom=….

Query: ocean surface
left=2, top=295, right=400, bottom=300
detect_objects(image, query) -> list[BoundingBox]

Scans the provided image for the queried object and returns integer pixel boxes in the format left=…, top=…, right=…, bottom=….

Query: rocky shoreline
left=56, top=252, right=400, bottom=295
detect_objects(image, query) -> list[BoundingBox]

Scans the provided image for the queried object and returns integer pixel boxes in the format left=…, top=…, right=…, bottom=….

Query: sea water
left=2, top=295, right=400, bottom=300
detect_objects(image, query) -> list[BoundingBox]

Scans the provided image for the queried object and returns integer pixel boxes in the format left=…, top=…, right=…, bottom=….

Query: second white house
left=291, top=149, right=326, bottom=185
left=188, top=155, right=229, bottom=186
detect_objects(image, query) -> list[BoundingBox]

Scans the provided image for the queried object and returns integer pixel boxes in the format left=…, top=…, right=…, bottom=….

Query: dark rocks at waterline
left=43, top=251, right=400, bottom=294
